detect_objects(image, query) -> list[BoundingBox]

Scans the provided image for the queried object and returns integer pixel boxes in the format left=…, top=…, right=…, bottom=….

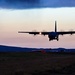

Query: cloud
left=0, top=0, right=75, bottom=9
left=0, top=0, right=40, bottom=9
left=6, top=0, right=39, bottom=3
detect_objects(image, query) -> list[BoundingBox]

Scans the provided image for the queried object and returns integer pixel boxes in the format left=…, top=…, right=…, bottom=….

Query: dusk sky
left=0, top=0, right=75, bottom=48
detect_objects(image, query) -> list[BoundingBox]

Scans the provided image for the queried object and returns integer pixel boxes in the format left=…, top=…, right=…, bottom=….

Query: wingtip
left=18, top=31, right=21, bottom=33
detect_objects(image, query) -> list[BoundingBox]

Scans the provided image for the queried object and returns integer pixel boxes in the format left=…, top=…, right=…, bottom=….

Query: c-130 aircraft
left=18, top=21, right=75, bottom=41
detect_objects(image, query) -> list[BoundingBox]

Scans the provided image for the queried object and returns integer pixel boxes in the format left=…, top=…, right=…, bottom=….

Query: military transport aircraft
left=18, top=21, right=75, bottom=41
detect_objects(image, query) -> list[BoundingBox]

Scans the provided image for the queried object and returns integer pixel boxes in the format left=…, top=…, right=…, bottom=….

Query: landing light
left=40, top=32, right=41, bottom=35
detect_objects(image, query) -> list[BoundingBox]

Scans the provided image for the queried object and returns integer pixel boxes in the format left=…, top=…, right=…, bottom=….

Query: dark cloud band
left=0, top=0, right=75, bottom=9
left=6, top=0, right=39, bottom=3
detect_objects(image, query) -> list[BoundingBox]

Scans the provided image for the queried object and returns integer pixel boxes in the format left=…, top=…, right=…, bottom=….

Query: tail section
left=55, top=21, right=59, bottom=41
left=55, top=21, right=57, bottom=32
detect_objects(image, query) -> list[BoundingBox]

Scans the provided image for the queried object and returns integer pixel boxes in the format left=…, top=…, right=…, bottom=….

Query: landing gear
left=56, top=36, right=59, bottom=41
left=49, top=38, right=53, bottom=41
left=57, top=38, right=59, bottom=41
left=49, top=36, right=59, bottom=41
left=49, top=39, right=51, bottom=41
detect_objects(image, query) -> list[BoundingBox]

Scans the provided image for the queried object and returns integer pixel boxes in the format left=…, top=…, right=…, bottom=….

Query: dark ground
left=0, top=52, right=75, bottom=75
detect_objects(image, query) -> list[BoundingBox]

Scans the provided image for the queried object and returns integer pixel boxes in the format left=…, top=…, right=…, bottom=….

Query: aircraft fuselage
left=48, top=32, right=58, bottom=41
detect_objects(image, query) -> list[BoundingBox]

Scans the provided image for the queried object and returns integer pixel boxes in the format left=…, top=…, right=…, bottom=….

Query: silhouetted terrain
left=0, top=45, right=75, bottom=75
left=0, top=45, right=75, bottom=53
left=0, top=45, right=39, bottom=52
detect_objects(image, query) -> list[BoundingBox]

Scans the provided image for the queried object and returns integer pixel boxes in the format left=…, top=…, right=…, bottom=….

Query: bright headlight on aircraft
left=40, top=32, right=41, bottom=35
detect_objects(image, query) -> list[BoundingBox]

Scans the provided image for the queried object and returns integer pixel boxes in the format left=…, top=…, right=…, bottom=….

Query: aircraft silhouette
left=18, top=21, right=75, bottom=41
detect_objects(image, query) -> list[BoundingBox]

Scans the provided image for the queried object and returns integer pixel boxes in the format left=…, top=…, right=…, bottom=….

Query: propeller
left=41, top=30, right=47, bottom=36
left=69, top=29, right=74, bottom=35
left=32, top=30, right=39, bottom=36
left=60, top=30, right=64, bottom=35
left=32, top=30, right=37, bottom=32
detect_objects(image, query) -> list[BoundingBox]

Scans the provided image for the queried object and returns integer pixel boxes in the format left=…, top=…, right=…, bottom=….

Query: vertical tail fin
left=55, top=21, right=57, bottom=32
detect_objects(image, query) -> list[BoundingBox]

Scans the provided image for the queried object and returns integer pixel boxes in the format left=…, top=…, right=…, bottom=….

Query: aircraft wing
left=40, top=31, right=75, bottom=35
left=18, top=31, right=40, bottom=35
left=58, top=31, right=75, bottom=35
left=41, top=32, right=50, bottom=35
